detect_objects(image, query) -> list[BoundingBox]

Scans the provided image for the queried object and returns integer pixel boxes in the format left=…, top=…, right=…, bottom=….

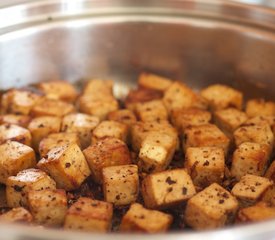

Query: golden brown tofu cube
left=39, top=132, right=81, bottom=158
left=78, top=95, right=119, bottom=121
left=200, top=84, right=243, bottom=111
left=83, top=138, right=131, bottom=184
left=214, top=108, right=248, bottom=137
left=64, top=197, right=113, bottom=232
left=135, top=100, right=168, bottom=122
left=246, top=99, right=275, bottom=118
left=120, top=203, right=173, bottom=233
left=0, top=114, right=31, bottom=128
left=28, top=116, right=61, bottom=151
left=185, top=183, right=238, bottom=230
left=141, top=168, right=196, bottom=209
left=138, top=72, right=172, bottom=92
left=0, top=123, right=32, bottom=147
left=163, top=82, right=204, bottom=113
left=27, top=189, right=67, bottom=227
left=37, top=80, right=78, bottom=103
left=0, top=207, right=32, bottom=223
left=61, top=113, right=99, bottom=149
left=31, top=98, right=75, bottom=118
left=0, top=141, right=36, bottom=184
left=102, top=165, right=139, bottom=206
left=83, top=79, right=114, bottom=96
left=6, top=168, right=56, bottom=208
left=1, top=89, right=42, bottom=115
left=182, top=124, right=230, bottom=155
left=125, top=88, right=163, bottom=111
left=185, top=147, right=225, bottom=187
left=171, top=108, right=211, bottom=132
left=92, top=120, right=129, bottom=144
left=107, top=109, right=137, bottom=126
left=237, top=202, right=275, bottom=223
left=233, top=123, right=274, bottom=157
left=231, top=174, right=273, bottom=207
left=37, top=143, right=91, bottom=191
left=131, top=121, right=178, bottom=152
left=138, top=131, right=177, bottom=173
left=231, top=142, right=269, bottom=181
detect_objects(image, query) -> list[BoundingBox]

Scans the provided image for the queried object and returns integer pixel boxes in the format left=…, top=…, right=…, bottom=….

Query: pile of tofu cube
left=0, top=73, right=274, bottom=233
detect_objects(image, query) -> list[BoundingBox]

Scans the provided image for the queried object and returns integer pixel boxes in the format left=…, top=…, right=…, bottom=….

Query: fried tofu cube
left=61, top=113, right=99, bottom=149
left=6, top=168, right=56, bottom=208
left=120, top=203, right=173, bottom=233
left=125, top=88, right=163, bottom=111
left=83, top=79, right=114, bottom=96
left=0, top=207, right=32, bottom=223
left=233, top=123, right=274, bottom=156
left=171, top=108, right=211, bottom=132
left=138, top=131, right=177, bottom=173
left=214, top=108, right=248, bottom=137
left=231, top=174, right=273, bottom=207
left=92, top=120, right=128, bottom=144
left=64, top=197, right=113, bottom=232
left=200, top=84, right=243, bottom=111
left=131, top=121, right=178, bottom=152
left=0, top=141, right=36, bottom=184
left=182, top=124, right=230, bottom=155
left=102, top=165, right=139, bottom=206
left=231, top=142, right=269, bottom=180
left=0, top=123, right=32, bottom=146
left=83, top=138, right=131, bottom=184
left=37, top=143, right=91, bottom=191
left=107, top=109, right=137, bottom=126
left=37, top=80, right=78, bottom=103
left=184, top=183, right=238, bottom=230
left=141, top=169, right=196, bottom=209
left=78, top=95, right=119, bottom=121
left=27, top=189, right=67, bottom=227
left=163, top=82, right=204, bottom=113
left=28, top=116, right=61, bottom=151
left=138, top=72, right=172, bottom=92
left=0, top=114, right=31, bottom=128
left=246, top=99, right=275, bottom=118
left=237, top=202, right=275, bottom=223
left=185, top=147, right=225, bottom=187
left=31, top=98, right=75, bottom=118
left=1, top=89, right=42, bottom=115
left=39, top=132, right=81, bottom=157
left=135, top=100, right=168, bottom=122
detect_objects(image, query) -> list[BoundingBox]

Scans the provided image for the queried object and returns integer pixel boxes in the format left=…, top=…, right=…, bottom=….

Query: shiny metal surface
left=1, top=0, right=275, bottom=239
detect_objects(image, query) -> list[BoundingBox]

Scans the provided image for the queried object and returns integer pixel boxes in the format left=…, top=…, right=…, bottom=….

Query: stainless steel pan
left=1, top=0, right=275, bottom=239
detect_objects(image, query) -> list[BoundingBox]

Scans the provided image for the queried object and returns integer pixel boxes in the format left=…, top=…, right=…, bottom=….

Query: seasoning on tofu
left=120, top=203, right=173, bottom=233
left=102, top=165, right=139, bottom=206
left=27, top=189, right=67, bottom=226
left=184, top=183, right=238, bottom=230
left=231, top=174, right=273, bottom=207
left=64, top=197, right=113, bottom=232
left=0, top=74, right=274, bottom=233
left=141, top=168, right=196, bottom=209
left=6, top=168, right=56, bottom=208
left=37, top=143, right=91, bottom=191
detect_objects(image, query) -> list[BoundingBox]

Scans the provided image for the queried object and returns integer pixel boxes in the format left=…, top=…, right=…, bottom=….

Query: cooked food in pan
left=0, top=73, right=274, bottom=233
